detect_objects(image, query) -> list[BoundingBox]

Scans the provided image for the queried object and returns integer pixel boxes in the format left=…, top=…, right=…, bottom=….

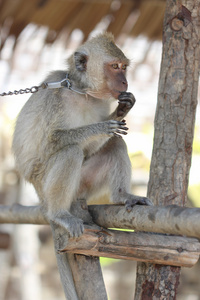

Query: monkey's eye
left=122, top=64, right=127, bottom=70
left=112, top=64, right=119, bottom=69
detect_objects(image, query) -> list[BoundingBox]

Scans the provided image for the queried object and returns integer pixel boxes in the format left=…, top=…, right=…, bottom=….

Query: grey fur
left=12, top=33, right=152, bottom=238
left=12, top=33, right=152, bottom=299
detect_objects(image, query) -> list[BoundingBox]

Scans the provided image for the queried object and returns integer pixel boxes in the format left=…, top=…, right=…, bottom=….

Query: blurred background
left=0, top=0, right=200, bottom=299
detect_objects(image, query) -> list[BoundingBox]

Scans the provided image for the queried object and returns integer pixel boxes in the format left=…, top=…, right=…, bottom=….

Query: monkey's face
left=103, top=62, right=128, bottom=99
left=71, top=33, right=130, bottom=100
left=84, top=59, right=129, bottom=100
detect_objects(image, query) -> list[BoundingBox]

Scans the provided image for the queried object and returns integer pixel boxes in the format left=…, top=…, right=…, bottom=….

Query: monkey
left=12, top=32, right=152, bottom=239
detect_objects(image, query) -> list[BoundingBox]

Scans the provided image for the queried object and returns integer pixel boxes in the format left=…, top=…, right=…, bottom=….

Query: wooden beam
left=1, top=204, right=200, bottom=239
left=0, top=203, right=200, bottom=268
left=60, top=226, right=200, bottom=268
left=88, top=204, right=200, bottom=239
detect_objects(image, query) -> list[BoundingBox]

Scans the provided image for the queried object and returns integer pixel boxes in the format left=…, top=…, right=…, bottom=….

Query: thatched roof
left=0, top=0, right=166, bottom=49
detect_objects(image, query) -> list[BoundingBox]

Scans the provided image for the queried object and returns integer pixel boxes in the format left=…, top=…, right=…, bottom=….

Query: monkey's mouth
left=111, top=90, right=126, bottom=99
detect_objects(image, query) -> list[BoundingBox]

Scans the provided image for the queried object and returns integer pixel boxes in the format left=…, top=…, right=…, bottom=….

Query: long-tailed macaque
left=12, top=33, right=152, bottom=238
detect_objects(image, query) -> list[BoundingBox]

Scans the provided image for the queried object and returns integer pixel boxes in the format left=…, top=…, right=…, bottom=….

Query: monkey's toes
left=125, top=197, right=153, bottom=212
left=53, top=215, right=84, bottom=238
left=68, top=218, right=84, bottom=238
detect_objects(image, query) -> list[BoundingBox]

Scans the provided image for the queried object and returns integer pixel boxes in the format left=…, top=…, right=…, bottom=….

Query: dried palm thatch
left=0, top=0, right=165, bottom=50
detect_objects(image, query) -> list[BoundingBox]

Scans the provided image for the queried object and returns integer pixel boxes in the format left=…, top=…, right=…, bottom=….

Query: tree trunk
left=134, top=0, right=200, bottom=299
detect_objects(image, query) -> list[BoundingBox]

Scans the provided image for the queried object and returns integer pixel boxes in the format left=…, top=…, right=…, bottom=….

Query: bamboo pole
left=61, top=226, right=200, bottom=268
left=1, top=204, right=200, bottom=239
left=0, top=203, right=200, bottom=268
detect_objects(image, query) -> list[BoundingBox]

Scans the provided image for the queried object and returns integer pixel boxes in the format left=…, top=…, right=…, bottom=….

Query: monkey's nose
left=122, top=80, right=128, bottom=90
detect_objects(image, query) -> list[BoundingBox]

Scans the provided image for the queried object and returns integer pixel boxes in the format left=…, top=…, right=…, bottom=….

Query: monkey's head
left=67, top=32, right=130, bottom=100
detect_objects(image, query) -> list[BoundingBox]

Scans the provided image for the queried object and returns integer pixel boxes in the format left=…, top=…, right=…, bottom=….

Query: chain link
left=0, top=85, right=43, bottom=97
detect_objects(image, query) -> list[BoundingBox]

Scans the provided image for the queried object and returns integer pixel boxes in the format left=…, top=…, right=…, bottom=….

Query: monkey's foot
left=52, top=214, right=84, bottom=238
left=125, top=196, right=153, bottom=212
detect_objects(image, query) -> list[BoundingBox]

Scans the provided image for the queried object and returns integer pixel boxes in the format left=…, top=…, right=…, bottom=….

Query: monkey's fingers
left=117, top=120, right=127, bottom=126
left=118, top=125, right=128, bottom=130
left=118, top=92, right=136, bottom=104
left=107, top=120, right=128, bottom=136
left=115, top=121, right=128, bottom=135
left=118, top=99, right=133, bottom=108
left=116, top=124, right=129, bottom=132
left=115, top=129, right=128, bottom=135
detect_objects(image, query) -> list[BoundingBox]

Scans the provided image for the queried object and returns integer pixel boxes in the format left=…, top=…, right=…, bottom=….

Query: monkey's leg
left=43, top=146, right=84, bottom=237
left=106, top=137, right=153, bottom=209
left=51, top=223, right=79, bottom=300
left=79, top=136, right=153, bottom=209
left=43, top=147, right=86, bottom=300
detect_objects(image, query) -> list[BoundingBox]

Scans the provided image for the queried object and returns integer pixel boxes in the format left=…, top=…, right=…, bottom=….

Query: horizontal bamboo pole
left=1, top=204, right=200, bottom=239
left=88, top=204, right=200, bottom=239
left=0, top=204, right=48, bottom=224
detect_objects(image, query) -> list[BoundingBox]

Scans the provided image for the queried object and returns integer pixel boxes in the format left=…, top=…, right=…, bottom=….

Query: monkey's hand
left=117, top=92, right=136, bottom=118
left=125, top=195, right=153, bottom=212
left=52, top=213, right=84, bottom=238
left=104, top=120, right=128, bottom=137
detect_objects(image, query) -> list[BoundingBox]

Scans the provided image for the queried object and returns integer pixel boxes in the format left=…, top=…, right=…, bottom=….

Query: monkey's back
left=12, top=79, right=68, bottom=182
left=13, top=95, right=46, bottom=181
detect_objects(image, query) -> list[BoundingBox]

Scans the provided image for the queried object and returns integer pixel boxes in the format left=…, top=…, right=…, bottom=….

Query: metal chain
left=0, top=74, right=86, bottom=97
left=0, top=85, right=44, bottom=97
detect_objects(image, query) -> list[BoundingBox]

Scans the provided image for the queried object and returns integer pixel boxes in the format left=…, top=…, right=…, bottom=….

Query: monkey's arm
left=49, top=120, right=128, bottom=152
left=108, top=92, right=136, bottom=121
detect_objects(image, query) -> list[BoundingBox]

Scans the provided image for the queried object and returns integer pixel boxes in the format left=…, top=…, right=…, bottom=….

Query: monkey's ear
left=74, top=51, right=88, bottom=72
